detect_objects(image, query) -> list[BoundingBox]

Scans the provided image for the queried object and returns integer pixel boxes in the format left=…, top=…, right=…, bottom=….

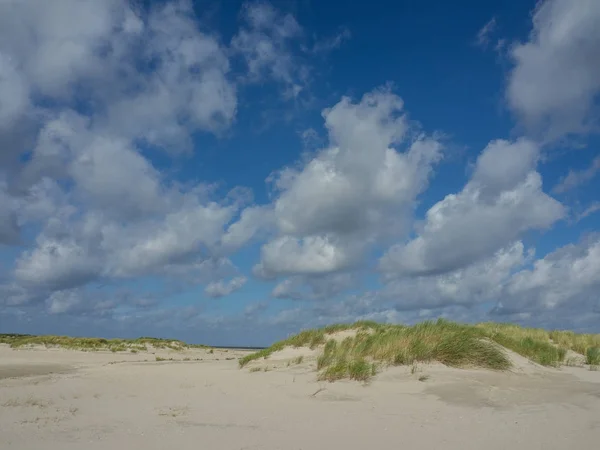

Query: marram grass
left=239, top=319, right=600, bottom=381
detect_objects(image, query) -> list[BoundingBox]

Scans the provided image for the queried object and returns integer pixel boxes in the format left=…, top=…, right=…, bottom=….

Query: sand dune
left=1, top=342, right=599, bottom=450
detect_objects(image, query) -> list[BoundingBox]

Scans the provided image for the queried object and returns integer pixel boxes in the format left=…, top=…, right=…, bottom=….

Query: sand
left=1, top=343, right=599, bottom=449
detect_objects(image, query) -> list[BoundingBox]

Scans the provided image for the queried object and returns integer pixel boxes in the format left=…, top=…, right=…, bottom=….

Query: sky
left=1, top=0, right=599, bottom=346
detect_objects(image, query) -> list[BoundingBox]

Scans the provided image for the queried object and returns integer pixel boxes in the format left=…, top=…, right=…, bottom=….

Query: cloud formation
left=506, top=0, right=600, bottom=139
left=380, top=138, right=564, bottom=276
left=205, top=276, right=248, bottom=298
left=254, top=86, right=443, bottom=278
left=1, top=0, right=599, bottom=343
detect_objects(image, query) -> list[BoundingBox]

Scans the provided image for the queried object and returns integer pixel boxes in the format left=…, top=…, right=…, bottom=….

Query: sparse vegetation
left=549, top=330, right=600, bottom=355
left=240, top=319, right=599, bottom=382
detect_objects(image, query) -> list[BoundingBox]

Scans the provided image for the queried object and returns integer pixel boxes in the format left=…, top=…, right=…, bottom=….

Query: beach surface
left=1, top=343, right=599, bottom=449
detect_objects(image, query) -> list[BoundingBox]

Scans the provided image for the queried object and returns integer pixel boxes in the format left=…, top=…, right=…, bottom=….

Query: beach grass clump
left=318, top=357, right=376, bottom=382
left=315, top=320, right=511, bottom=381
left=474, top=324, right=600, bottom=359
left=586, top=347, right=600, bottom=366
left=476, top=323, right=569, bottom=366
left=487, top=333, right=566, bottom=366
left=549, top=330, right=600, bottom=355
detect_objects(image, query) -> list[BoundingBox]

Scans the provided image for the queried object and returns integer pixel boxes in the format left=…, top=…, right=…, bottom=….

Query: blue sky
left=1, top=0, right=599, bottom=346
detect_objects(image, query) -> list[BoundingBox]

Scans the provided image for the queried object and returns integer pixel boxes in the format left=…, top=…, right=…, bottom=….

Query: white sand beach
left=1, top=343, right=599, bottom=450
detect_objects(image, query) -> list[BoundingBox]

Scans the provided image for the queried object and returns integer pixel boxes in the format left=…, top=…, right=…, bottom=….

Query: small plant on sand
left=249, top=367, right=262, bottom=373
left=318, top=357, right=376, bottom=382
left=155, top=356, right=166, bottom=361
left=292, top=356, right=304, bottom=365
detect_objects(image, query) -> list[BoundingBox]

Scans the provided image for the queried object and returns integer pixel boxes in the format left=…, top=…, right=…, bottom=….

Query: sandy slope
left=1, top=343, right=599, bottom=450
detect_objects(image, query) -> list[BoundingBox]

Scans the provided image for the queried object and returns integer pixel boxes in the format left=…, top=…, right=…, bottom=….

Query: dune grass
left=0, top=333, right=210, bottom=352
left=476, top=323, right=567, bottom=366
left=549, top=330, right=600, bottom=355
left=240, top=319, right=600, bottom=381
left=586, top=347, right=600, bottom=366
left=315, top=320, right=510, bottom=381
left=238, top=321, right=380, bottom=368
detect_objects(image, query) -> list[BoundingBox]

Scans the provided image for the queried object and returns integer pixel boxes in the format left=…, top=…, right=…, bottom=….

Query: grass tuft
left=586, top=347, right=600, bottom=366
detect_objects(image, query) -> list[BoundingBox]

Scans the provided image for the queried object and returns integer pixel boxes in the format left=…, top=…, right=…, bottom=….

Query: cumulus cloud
left=204, top=276, right=248, bottom=298
left=383, top=242, right=530, bottom=310
left=494, top=234, right=600, bottom=316
left=506, top=0, right=600, bottom=139
left=0, top=0, right=251, bottom=307
left=380, top=138, right=565, bottom=276
left=255, top=86, right=443, bottom=278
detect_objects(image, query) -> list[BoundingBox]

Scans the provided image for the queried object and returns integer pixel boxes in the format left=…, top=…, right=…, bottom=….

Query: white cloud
left=383, top=242, right=529, bottom=310
left=204, top=276, right=248, bottom=298
left=381, top=139, right=565, bottom=276
left=553, top=156, right=600, bottom=193
left=46, top=289, right=86, bottom=315
left=506, top=0, right=600, bottom=139
left=496, top=234, right=600, bottom=315
left=221, top=206, right=275, bottom=252
left=0, top=0, right=245, bottom=306
left=255, top=86, right=443, bottom=278
left=231, top=1, right=306, bottom=97
left=0, top=0, right=237, bottom=163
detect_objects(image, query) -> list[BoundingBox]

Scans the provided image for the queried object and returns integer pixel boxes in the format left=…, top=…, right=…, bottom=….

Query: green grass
left=239, top=319, right=600, bottom=381
left=549, top=330, right=600, bottom=355
left=586, top=347, right=600, bottom=366
left=0, top=333, right=211, bottom=352
left=238, top=322, right=380, bottom=368
left=313, top=320, right=511, bottom=382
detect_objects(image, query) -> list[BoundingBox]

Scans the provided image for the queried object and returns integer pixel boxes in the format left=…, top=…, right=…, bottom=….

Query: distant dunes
left=0, top=334, right=210, bottom=353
